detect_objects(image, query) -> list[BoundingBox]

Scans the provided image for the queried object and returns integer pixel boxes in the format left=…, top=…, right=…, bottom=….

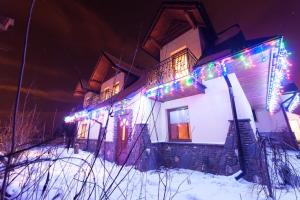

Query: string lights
left=144, top=75, right=196, bottom=98
left=64, top=99, right=130, bottom=123
left=145, top=37, right=292, bottom=113
left=65, top=37, right=293, bottom=123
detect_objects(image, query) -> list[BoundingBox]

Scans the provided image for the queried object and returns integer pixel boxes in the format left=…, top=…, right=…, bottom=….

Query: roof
left=103, top=52, right=142, bottom=77
left=87, top=74, right=147, bottom=110
left=193, top=33, right=282, bottom=109
left=73, top=51, right=142, bottom=96
left=195, top=24, right=279, bottom=67
left=142, top=1, right=217, bottom=60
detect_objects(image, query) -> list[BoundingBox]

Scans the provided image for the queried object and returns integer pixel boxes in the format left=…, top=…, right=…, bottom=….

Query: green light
left=208, top=62, right=214, bottom=69
left=164, top=86, right=170, bottom=94
left=280, top=41, right=285, bottom=49
left=239, top=55, right=246, bottom=61
left=185, top=77, right=193, bottom=86
left=208, top=73, right=214, bottom=79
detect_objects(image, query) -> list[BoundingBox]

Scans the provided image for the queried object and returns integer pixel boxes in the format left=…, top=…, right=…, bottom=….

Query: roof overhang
left=87, top=52, right=142, bottom=93
left=142, top=1, right=216, bottom=60
left=193, top=36, right=291, bottom=113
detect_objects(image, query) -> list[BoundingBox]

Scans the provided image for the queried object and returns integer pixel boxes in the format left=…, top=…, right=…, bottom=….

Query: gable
left=142, top=1, right=217, bottom=60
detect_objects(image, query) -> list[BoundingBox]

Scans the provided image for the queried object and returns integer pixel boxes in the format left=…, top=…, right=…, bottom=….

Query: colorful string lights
left=144, top=75, right=197, bottom=98
left=65, top=37, right=293, bottom=124
left=145, top=37, right=292, bottom=113
left=64, top=99, right=130, bottom=123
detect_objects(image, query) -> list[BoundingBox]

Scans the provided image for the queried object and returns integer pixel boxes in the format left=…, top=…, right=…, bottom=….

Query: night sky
left=0, top=0, right=299, bottom=125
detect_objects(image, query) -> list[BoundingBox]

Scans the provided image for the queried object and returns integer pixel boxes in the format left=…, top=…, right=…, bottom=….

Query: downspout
left=223, top=75, right=245, bottom=179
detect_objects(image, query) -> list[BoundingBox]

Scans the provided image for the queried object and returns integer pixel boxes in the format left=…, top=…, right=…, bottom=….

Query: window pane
left=113, top=83, right=120, bottom=95
left=169, top=108, right=189, bottom=124
left=79, top=124, right=87, bottom=138
left=168, top=107, right=190, bottom=141
left=172, top=52, right=188, bottom=79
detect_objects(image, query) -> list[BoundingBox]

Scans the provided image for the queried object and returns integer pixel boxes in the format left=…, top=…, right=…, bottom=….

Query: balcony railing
left=83, top=89, right=115, bottom=108
left=147, top=48, right=197, bottom=89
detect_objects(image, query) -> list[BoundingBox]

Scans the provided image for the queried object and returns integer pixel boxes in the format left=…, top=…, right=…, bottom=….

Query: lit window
left=113, top=82, right=120, bottom=95
left=168, top=106, right=191, bottom=141
left=79, top=123, right=88, bottom=139
left=103, top=88, right=110, bottom=100
left=172, top=49, right=189, bottom=79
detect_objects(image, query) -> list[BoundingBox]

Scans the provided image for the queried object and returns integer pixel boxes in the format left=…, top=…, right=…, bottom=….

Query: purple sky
left=0, top=0, right=299, bottom=122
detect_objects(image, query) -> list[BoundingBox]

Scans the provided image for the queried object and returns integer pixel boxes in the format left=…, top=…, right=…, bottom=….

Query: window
left=103, top=88, right=110, bottom=100
left=79, top=123, right=88, bottom=139
left=168, top=106, right=191, bottom=141
left=113, top=82, right=120, bottom=95
left=120, top=118, right=129, bottom=141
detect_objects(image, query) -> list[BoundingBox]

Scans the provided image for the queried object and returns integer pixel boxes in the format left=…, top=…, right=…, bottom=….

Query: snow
left=4, top=146, right=300, bottom=200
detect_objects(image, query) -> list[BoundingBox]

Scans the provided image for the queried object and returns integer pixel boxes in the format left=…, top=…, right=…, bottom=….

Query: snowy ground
left=3, top=146, right=300, bottom=200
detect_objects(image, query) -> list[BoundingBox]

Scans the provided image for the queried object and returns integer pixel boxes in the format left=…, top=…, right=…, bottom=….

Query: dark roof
left=73, top=51, right=142, bottom=95
left=103, top=52, right=142, bottom=77
left=195, top=24, right=279, bottom=67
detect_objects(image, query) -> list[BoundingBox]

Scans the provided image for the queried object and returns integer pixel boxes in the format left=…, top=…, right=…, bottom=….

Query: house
left=65, top=2, right=300, bottom=182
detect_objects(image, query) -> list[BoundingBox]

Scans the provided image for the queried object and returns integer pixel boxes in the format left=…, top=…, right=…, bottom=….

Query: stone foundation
left=75, top=119, right=266, bottom=182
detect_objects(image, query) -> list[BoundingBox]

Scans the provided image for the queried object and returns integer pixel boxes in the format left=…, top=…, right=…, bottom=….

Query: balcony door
left=171, top=48, right=189, bottom=79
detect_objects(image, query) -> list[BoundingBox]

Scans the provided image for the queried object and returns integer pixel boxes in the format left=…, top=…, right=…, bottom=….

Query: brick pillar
left=228, top=119, right=262, bottom=182
left=221, top=121, right=240, bottom=175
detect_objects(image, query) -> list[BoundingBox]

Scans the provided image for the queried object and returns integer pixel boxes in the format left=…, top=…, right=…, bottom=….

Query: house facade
left=65, top=2, right=300, bottom=182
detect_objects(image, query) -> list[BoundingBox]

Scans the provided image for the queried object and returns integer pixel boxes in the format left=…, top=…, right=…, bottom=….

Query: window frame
left=112, top=82, right=120, bottom=95
left=79, top=123, right=88, bottom=139
left=167, top=106, right=191, bottom=142
left=103, top=87, right=111, bottom=100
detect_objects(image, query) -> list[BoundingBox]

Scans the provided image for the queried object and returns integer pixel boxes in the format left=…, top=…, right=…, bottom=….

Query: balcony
left=145, top=48, right=205, bottom=102
left=83, top=89, right=115, bottom=108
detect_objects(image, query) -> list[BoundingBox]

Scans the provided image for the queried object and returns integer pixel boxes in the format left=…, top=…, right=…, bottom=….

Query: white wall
left=100, top=72, right=125, bottom=93
left=160, top=28, right=202, bottom=61
left=78, top=74, right=256, bottom=145
left=255, top=109, right=288, bottom=132
left=130, top=73, right=255, bottom=144
left=287, top=112, right=300, bottom=141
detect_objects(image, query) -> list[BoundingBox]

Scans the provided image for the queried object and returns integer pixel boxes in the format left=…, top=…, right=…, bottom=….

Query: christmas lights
left=145, top=37, right=291, bottom=114
left=266, top=39, right=291, bottom=113
left=65, top=37, right=292, bottom=124
left=144, top=75, right=196, bottom=98
left=64, top=99, right=130, bottom=123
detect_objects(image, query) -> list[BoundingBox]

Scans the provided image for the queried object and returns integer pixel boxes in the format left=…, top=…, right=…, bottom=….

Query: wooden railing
left=147, top=48, right=197, bottom=88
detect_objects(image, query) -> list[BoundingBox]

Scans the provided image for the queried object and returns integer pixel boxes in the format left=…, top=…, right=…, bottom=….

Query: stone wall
left=75, top=119, right=268, bottom=183
left=150, top=143, right=226, bottom=174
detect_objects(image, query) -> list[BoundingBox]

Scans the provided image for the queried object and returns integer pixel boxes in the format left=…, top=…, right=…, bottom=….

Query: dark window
left=252, top=109, right=257, bottom=122
left=168, top=106, right=191, bottom=142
